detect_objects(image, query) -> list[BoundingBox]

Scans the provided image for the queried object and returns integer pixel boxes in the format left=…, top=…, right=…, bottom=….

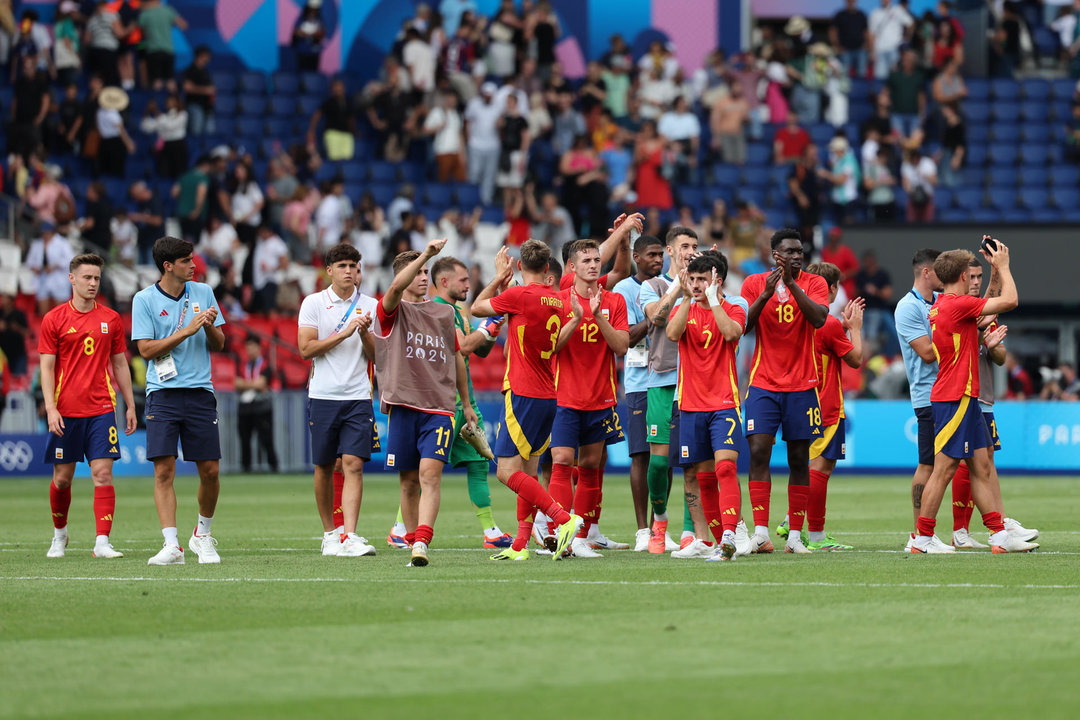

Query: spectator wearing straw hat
left=96, top=86, right=135, bottom=177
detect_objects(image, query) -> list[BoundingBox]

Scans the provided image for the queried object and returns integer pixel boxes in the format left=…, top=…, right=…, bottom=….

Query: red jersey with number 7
left=674, top=300, right=747, bottom=412
left=741, top=270, right=829, bottom=392
left=489, top=283, right=565, bottom=399
left=554, top=287, right=628, bottom=410
left=38, top=301, right=126, bottom=417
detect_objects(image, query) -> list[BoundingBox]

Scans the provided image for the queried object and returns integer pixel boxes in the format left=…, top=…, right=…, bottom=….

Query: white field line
left=2, top=575, right=1078, bottom=590
left=3, top=547, right=1078, bottom=555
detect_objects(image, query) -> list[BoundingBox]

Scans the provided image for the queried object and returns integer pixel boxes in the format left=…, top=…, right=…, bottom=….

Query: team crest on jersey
left=55, top=448, right=63, bottom=459
left=747, top=419, right=755, bottom=432
left=101, top=322, right=109, bottom=334
left=387, top=454, right=396, bottom=467
left=600, top=308, right=609, bottom=319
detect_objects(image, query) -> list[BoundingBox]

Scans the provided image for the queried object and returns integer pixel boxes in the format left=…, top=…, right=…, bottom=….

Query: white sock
left=587, top=524, right=601, bottom=538
left=755, top=525, right=770, bottom=537
left=324, top=530, right=337, bottom=539
left=808, top=530, right=826, bottom=542
left=681, top=530, right=694, bottom=539
left=54, top=525, right=68, bottom=539
left=95, top=534, right=109, bottom=546
left=654, top=512, right=668, bottom=522
left=162, top=527, right=179, bottom=547
left=334, top=525, right=345, bottom=536
left=197, top=515, right=213, bottom=536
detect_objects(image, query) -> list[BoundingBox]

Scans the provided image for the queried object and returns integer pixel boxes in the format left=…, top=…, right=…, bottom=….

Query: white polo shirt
left=298, top=287, right=379, bottom=401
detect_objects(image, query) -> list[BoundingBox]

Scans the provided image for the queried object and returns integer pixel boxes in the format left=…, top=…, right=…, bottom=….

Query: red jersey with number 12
left=38, top=301, right=126, bottom=417
left=930, top=293, right=987, bottom=402
left=674, top=300, right=747, bottom=412
left=489, top=283, right=564, bottom=399
left=741, top=270, right=829, bottom=392
left=555, top=287, right=628, bottom=410
left=814, top=314, right=855, bottom=425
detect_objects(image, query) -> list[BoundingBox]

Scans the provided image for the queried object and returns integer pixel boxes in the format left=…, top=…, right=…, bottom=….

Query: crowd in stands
left=1, top=0, right=1078, bottom=402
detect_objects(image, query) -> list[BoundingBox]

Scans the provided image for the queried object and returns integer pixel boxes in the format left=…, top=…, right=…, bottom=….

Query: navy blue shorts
left=983, top=409, right=1001, bottom=451
left=810, top=421, right=847, bottom=461
left=678, top=408, right=743, bottom=465
left=624, top=391, right=649, bottom=455
left=45, top=412, right=120, bottom=464
left=915, top=405, right=934, bottom=466
left=932, top=397, right=991, bottom=459
left=385, top=405, right=455, bottom=471
left=668, top=399, right=684, bottom=467
left=145, top=389, right=221, bottom=461
left=307, top=398, right=378, bottom=465
left=494, top=393, right=556, bottom=459
left=744, top=386, right=822, bottom=441
left=550, top=405, right=621, bottom=449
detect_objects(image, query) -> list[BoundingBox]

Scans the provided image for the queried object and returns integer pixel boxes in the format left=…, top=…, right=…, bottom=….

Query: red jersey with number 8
left=741, top=270, right=829, bottom=392
left=490, top=283, right=565, bottom=399
left=554, top=287, right=628, bottom=410
left=38, top=302, right=126, bottom=417
left=674, top=300, right=747, bottom=412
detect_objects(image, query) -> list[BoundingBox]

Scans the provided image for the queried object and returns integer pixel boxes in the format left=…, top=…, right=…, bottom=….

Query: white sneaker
left=664, top=532, right=680, bottom=552
left=409, top=541, right=429, bottom=567
left=671, top=538, right=713, bottom=559
left=188, top=533, right=220, bottom=564
left=910, top=535, right=956, bottom=554
left=952, top=528, right=987, bottom=550
left=991, top=531, right=1039, bottom=553
left=734, top=521, right=752, bottom=556
left=92, top=541, right=124, bottom=558
left=904, top=533, right=915, bottom=552
left=322, top=532, right=344, bottom=556
left=339, top=533, right=377, bottom=557
left=47, top=535, right=68, bottom=558
left=705, top=530, right=737, bottom=562
left=148, top=543, right=185, bottom=565
left=633, top=527, right=651, bottom=552
left=588, top=531, right=629, bottom=550
left=1004, top=517, right=1038, bottom=542
left=784, top=533, right=812, bottom=554
left=928, top=535, right=956, bottom=553
left=571, top=537, right=604, bottom=558
left=749, top=533, right=775, bottom=554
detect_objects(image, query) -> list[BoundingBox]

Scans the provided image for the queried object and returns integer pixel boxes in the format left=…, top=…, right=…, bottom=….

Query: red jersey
left=489, top=283, right=565, bottom=399
left=674, top=300, right=747, bottom=412
left=813, top=314, right=855, bottom=425
left=38, top=301, right=126, bottom=417
left=741, top=270, right=829, bottom=392
left=929, top=293, right=987, bottom=402
left=560, top=272, right=609, bottom=291
left=554, top=286, right=628, bottom=410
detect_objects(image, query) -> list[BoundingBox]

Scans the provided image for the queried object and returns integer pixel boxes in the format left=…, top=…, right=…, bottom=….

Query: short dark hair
left=567, top=239, right=599, bottom=264
left=547, top=257, right=563, bottom=284
left=153, top=236, right=194, bottom=273
left=912, top=248, right=941, bottom=269
left=633, top=234, right=662, bottom=255
left=807, top=261, right=840, bottom=288
left=69, top=253, right=104, bottom=273
left=770, top=228, right=801, bottom=250
left=324, top=243, right=360, bottom=267
left=665, top=225, right=698, bottom=247
left=933, top=249, right=975, bottom=284
left=520, top=239, right=551, bottom=272
left=431, top=256, right=467, bottom=282
left=686, top=251, right=728, bottom=284
left=393, top=250, right=422, bottom=275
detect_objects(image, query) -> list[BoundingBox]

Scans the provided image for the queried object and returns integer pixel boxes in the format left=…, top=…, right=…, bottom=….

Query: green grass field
left=1, top=472, right=1078, bottom=719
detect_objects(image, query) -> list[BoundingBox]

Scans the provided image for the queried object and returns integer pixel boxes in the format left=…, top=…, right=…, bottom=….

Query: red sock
left=332, top=470, right=345, bottom=528
left=93, top=485, right=115, bottom=536
left=788, top=484, right=809, bottom=532
left=548, top=463, right=574, bottom=514
left=697, top=470, right=723, bottom=543
left=951, top=462, right=971, bottom=532
left=512, top=495, right=535, bottom=552
left=807, top=469, right=829, bottom=533
left=50, top=482, right=71, bottom=529
left=405, top=531, right=416, bottom=545
left=573, top=467, right=601, bottom=537
left=749, top=480, right=770, bottom=528
left=506, top=471, right=570, bottom=525
left=414, top=524, right=433, bottom=546
left=594, top=467, right=604, bottom=525
left=915, top=515, right=936, bottom=538
left=981, top=511, right=1005, bottom=534
left=716, top=460, right=740, bottom=534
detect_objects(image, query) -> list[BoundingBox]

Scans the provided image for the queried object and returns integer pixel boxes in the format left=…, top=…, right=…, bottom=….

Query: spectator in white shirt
left=869, top=0, right=913, bottom=79
left=464, top=81, right=502, bottom=204
left=900, top=147, right=937, bottom=223
left=423, top=91, right=466, bottom=182
left=314, top=178, right=348, bottom=253
left=402, top=26, right=436, bottom=104
left=252, top=224, right=290, bottom=313
left=639, top=65, right=678, bottom=120
left=229, top=161, right=265, bottom=248
left=25, top=223, right=74, bottom=315
left=140, top=94, right=189, bottom=179
left=110, top=208, right=138, bottom=267
left=658, top=95, right=701, bottom=184
left=198, top=214, right=240, bottom=269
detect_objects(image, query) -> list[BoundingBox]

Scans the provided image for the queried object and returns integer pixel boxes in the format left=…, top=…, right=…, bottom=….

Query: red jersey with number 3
left=38, top=301, right=126, bottom=417
left=555, top=287, right=628, bottom=410
left=489, top=283, right=565, bottom=399
left=674, top=300, right=747, bottom=412
left=930, top=293, right=987, bottom=402
left=814, top=314, right=855, bottom=425
left=741, top=270, right=829, bottom=392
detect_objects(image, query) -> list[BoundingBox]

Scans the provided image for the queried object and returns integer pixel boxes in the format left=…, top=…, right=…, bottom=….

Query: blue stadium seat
left=704, top=184, right=735, bottom=205
left=934, top=187, right=954, bottom=209
left=264, top=118, right=295, bottom=138
left=258, top=138, right=283, bottom=159
left=963, top=100, right=990, bottom=121
left=1020, top=143, right=1050, bottom=164
left=970, top=207, right=1000, bottom=224
left=1024, top=79, right=1052, bottom=102
left=986, top=187, right=1018, bottom=209
left=270, top=97, right=296, bottom=116
left=238, top=94, right=268, bottom=116
left=423, top=184, right=454, bottom=206
left=211, top=71, right=238, bottom=93
left=746, top=145, right=771, bottom=166
left=677, top=186, right=704, bottom=209
left=343, top=182, right=364, bottom=202
left=954, top=188, right=983, bottom=210
left=1017, top=165, right=1048, bottom=187
left=764, top=209, right=788, bottom=229
left=1019, top=187, right=1050, bottom=210
left=454, top=183, right=481, bottom=207
left=736, top=188, right=766, bottom=208
left=300, top=73, right=329, bottom=95
left=369, top=161, right=398, bottom=183
left=1038, top=207, right=1065, bottom=222
left=990, top=78, right=1020, bottom=102
left=214, top=94, right=237, bottom=116
left=712, top=165, right=741, bottom=187
left=987, top=170, right=1017, bottom=188
left=1050, top=186, right=1079, bottom=208
left=965, top=78, right=990, bottom=102
left=370, top=183, right=398, bottom=207
left=341, top=164, right=367, bottom=182
left=991, top=103, right=1021, bottom=123
left=964, top=145, right=988, bottom=166
left=808, top=123, right=834, bottom=147
left=1001, top=208, right=1032, bottom=223
left=104, top=178, right=128, bottom=201
left=1062, top=208, right=1080, bottom=222
left=989, top=122, right=1021, bottom=144
left=212, top=117, right=235, bottom=137
left=1021, top=125, right=1051, bottom=143
left=238, top=72, right=267, bottom=94
left=236, top=118, right=263, bottom=137
left=1047, top=143, right=1066, bottom=164
left=849, top=78, right=871, bottom=100
left=965, top=124, right=990, bottom=144
left=273, top=73, right=300, bottom=94
left=1051, top=100, right=1073, bottom=121
left=480, top=206, right=504, bottom=224
left=1049, top=165, right=1080, bottom=186
left=938, top=207, right=971, bottom=223
left=991, top=144, right=1019, bottom=165
left=297, top=95, right=322, bottom=117
left=1051, top=78, right=1076, bottom=99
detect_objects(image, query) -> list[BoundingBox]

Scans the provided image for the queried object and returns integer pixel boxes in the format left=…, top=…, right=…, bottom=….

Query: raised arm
left=841, top=299, right=864, bottom=368
left=980, top=241, right=1017, bottom=317
left=382, top=237, right=446, bottom=314
left=665, top=290, right=691, bottom=342
left=645, top=279, right=683, bottom=327
left=470, top=246, right=513, bottom=318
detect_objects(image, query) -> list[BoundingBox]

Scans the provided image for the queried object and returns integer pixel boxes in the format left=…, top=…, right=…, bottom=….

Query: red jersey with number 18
left=38, top=301, right=126, bottom=417
left=489, top=283, right=565, bottom=399
left=814, top=314, right=855, bottom=425
left=929, top=293, right=987, bottom=402
left=741, top=270, right=829, bottom=392
left=555, top=287, right=628, bottom=410
left=674, top=300, right=747, bottom=412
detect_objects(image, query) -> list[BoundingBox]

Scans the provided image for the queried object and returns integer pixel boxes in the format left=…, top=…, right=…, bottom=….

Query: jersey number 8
left=83, top=337, right=96, bottom=356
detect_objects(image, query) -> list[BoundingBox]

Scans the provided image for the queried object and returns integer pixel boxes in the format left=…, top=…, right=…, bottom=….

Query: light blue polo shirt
left=613, top=275, right=649, bottom=394
left=131, top=281, right=226, bottom=394
left=894, top=287, right=938, bottom=409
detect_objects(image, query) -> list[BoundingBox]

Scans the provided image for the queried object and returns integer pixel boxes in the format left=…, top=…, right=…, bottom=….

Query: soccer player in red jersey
left=472, top=241, right=582, bottom=561
left=781, top=262, right=864, bottom=551
left=557, top=212, right=641, bottom=291
left=740, top=228, right=829, bottom=554
left=547, top=239, right=629, bottom=559
left=666, top=252, right=746, bottom=562
left=38, top=254, right=137, bottom=559
left=911, top=241, right=1037, bottom=554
